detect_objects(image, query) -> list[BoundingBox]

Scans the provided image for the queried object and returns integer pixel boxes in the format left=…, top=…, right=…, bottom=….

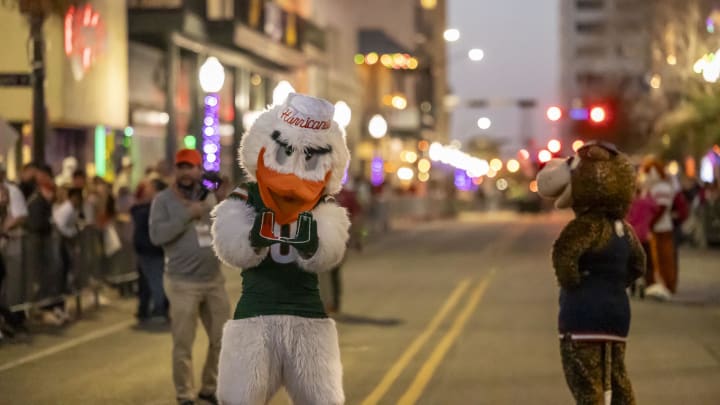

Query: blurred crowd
left=0, top=154, right=383, bottom=343
left=627, top=157, right=720, bottom=301
left=0, top=156, right=182, bottom=340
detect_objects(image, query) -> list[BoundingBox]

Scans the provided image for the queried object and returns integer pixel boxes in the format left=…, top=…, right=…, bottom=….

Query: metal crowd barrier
left=1, top=219, right=138, bottom=319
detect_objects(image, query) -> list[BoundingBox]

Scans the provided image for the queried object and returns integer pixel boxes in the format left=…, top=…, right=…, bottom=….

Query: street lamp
left=477, top=117, right=491, bottom=130
left=368, top=114, right=388, bottom=139
left=443, top=28, right=460, bottom=42
left=468, top=48, right=485, bottom=62
left=199, top=57, right=225, bottom=92
left=368, top=114, right=387, bottom=186
left=272, top=80, right=295, bottom=106
left=333, top=101, right=352, bottom=128
left=199, top=57, right=225, bottom=172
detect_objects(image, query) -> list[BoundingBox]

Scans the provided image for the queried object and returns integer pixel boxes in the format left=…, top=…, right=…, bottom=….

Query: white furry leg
left=281, top=317, right=344, bottom=405
left=217, top=318, right=282, bottom=405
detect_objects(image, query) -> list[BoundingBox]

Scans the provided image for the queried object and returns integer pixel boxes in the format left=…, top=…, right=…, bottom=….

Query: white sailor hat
left=277, top=93, right=335, bottom=133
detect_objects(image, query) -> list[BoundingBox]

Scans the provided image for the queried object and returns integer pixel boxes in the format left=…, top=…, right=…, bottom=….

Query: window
left=616, top=20, right=643, bottom=34
left=128, top=0, right=182, bottom=8
left=576, top=45, right=606, bottom=58
left=249, top=73, right=270, bottom=111
left=207, top=0, right=234, bottom=20
left=576, top=72, right=605, bottom=86
left=616, top=43, right=643, bottom=59
left=615, top=0, right=644, bottom=13
left=576, top=21, right=606, bottom=34
left=576, top=0, right=604, bottom=10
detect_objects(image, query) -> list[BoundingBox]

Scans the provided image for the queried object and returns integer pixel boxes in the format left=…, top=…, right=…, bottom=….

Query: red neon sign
left=64, top=4, right=106, bottom=79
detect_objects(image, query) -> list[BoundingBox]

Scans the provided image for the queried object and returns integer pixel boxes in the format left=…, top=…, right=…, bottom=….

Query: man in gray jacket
left=149, top=149, right=229, bottom=405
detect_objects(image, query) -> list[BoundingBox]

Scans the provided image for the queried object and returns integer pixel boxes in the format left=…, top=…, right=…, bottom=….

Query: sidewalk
left=627, top=245, right=720, bottom=404
left=671, top=246, right=720, bottom=306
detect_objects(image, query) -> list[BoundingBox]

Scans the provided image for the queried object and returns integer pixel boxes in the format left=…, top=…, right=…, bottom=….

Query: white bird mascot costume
left=211, top=93, right=350, bottom=405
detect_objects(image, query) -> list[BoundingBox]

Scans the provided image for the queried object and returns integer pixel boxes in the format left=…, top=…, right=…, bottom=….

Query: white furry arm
left=297, top=202, right=350, bottom=273
left=211, top=198, right=268, bottom=270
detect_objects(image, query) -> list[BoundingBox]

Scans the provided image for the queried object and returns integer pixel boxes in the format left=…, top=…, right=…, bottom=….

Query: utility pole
left=517, top=99, right=537, bottom=149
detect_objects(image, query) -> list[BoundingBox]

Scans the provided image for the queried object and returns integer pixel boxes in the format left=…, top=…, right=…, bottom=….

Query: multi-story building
left=347, top=0, right=448, bottom=188
left=128, top=0, right=356, bottom=184
left=559, top=0, right=652, bottom=143
left=1, top=0, right=445, bottom=189
left=560, top=0, right=651, bottom=104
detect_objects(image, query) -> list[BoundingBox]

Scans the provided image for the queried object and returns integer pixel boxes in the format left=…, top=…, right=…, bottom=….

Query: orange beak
left=256, top=148, right=331, bottom=224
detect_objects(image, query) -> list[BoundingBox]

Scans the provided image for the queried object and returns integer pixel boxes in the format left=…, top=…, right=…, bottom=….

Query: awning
left=358, top=29, right=411, bottom=55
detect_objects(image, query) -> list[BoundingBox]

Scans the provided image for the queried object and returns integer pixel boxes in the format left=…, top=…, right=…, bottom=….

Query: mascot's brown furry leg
left=560, top=339, right=635, bottom=405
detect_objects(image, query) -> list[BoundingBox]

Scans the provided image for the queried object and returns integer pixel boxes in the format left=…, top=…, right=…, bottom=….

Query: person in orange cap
left=149, top=148, right=230, bottom=405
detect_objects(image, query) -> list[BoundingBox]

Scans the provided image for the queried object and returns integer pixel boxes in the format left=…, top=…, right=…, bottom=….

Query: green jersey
left=229, top=183, right=327, bottom=319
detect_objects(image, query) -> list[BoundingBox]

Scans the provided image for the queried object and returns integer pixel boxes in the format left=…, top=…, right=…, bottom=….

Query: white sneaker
left=53, top=307, right=71, bottom=323
left=41, top=310, right=64, bottom=326
left=645, top=283, right=672, bottom=301
left=98, top=294, right=111, bottom=306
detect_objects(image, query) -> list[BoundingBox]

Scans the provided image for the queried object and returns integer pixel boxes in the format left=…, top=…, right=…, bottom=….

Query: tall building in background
left=559, top=0, right=651, bottom=142
left=347, top=0, right=448, bottom=189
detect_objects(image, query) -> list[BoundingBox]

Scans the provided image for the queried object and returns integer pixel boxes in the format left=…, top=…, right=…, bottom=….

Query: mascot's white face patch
left=264, top=130, right=334, bottom=182
left=239, top=93, right=350, bottom=196
left=536, top=155, right=580, bottom=209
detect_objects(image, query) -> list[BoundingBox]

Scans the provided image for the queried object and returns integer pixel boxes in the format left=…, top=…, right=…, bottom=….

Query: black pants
left=330, top=267, right=341, bottom=312
left=0, top=253, right=10, bottom=320
left=0, top=252, right=26, bottom=330
left=136, top=264, right=151, bottom=319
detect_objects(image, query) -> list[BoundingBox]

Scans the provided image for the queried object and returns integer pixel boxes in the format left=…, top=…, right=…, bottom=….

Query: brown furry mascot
left=536, top=141, right=645, bottom=405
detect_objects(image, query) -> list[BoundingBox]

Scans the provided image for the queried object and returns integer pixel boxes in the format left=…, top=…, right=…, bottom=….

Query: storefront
left=128, top=0, right=328, bottom=185
left=0, top=0, right=128, bottom=180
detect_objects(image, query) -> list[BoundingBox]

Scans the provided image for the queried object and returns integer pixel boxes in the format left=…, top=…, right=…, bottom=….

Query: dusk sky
left=448, top=0, right=560, bottom=156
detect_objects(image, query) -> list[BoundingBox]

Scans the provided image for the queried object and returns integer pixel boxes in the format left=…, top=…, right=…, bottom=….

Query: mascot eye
left=275, top=145, right=294, bottom=165
left=304, top=151, right=321, bottom=171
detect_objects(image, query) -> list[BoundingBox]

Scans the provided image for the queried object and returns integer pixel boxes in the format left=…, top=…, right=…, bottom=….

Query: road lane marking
left=396, top=270, right=495, bottom=405
left=0, top=275, right=244, bottom=374
left=360, top=278, right=472, bottom=405
left=0, top=319, right=135, bottom=373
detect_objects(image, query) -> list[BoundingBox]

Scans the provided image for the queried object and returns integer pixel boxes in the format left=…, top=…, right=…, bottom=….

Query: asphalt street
left=1, top=212, right=719, bottom=404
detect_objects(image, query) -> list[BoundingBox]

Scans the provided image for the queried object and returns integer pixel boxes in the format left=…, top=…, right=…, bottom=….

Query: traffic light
left=589, top=106, right=607, bottom=124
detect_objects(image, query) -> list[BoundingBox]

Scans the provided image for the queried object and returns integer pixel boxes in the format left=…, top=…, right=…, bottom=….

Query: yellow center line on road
left=396, top=270, right=496, bottom=405
left=360, top=278, right=473, bottom=405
